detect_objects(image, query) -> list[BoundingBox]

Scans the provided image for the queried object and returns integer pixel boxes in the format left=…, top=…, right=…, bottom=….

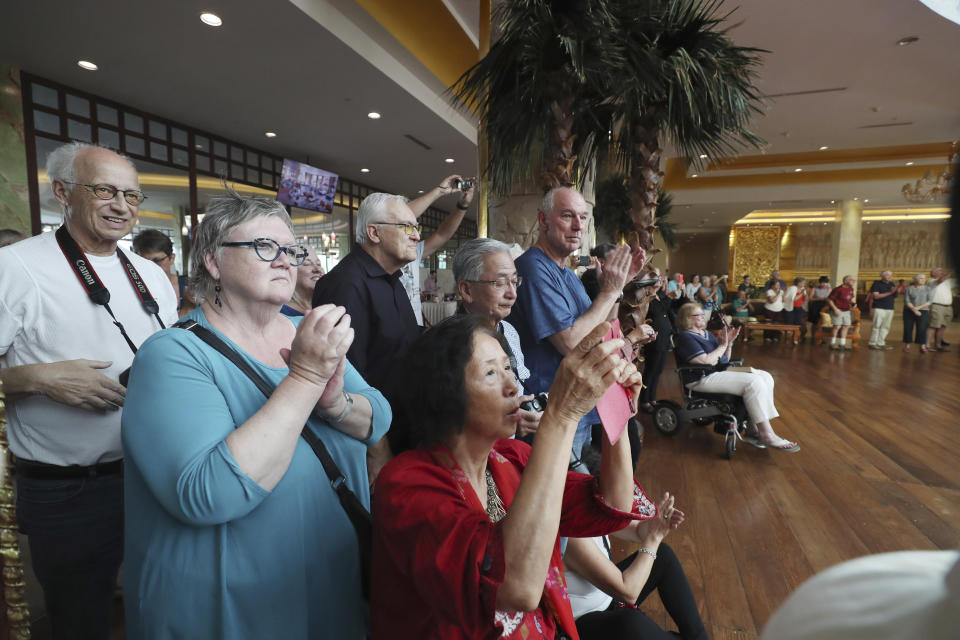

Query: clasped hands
left=284, top=304, right=355, bottom=414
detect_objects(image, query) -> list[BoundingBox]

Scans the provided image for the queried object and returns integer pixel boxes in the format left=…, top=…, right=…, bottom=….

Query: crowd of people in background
left=659, top=267, right=955, bottom=353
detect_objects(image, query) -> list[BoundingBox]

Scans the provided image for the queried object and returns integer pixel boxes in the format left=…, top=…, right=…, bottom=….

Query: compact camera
left=451, top=178, right=474, bottom=191
left=520, top=392, right=548, bottom=413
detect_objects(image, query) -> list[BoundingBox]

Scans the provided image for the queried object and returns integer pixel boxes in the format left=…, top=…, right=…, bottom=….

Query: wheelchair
left=651, top=360, right=754, bottom=459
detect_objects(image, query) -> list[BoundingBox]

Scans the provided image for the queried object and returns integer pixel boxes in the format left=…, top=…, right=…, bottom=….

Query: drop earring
left=214, top=283, right=222, bottom=308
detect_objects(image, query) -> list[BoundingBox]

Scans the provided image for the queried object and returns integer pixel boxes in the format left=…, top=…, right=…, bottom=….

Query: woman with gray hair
left=903, top=273, right=932, bottom=353
left=121, top=190, right=391, bottom=638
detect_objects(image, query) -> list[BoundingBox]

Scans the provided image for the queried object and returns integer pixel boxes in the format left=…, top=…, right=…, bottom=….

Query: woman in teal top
left=122, top=192, right=390, bottom=639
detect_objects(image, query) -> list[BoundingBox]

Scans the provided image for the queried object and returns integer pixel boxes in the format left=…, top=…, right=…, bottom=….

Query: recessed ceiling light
left=897, top=36, right=918, bottom=46
left=863, top=199, right=869, bottom=203
left=691, top=173, right=699, bottom=178
left=417, top=190, right=424, bottom=193
left=200, top=12, right=222, bottom=27
left=367, top=112, right=381, bottom=119
left=77, top=60, right=98, bottom=71
left=905, top=161, right=914, bottom=166
left=444, top=158, right=455, bottom=164
left=794, top=168, right=803, bottom=172
left=699, top=154, right=708, bottom=159
left=830, top=200, right=836, bottom=204
left=818, top=145, right=829, bottom=151
left=853, top=197, right=859, bottom=200
left=264, top=131, right=277, bottom=138
left=360, top=168, right=370, bottom=173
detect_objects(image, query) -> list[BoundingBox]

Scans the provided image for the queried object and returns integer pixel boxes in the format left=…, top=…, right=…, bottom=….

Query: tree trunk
left=627, top=110, right=663, bottom=256
left=540, top=95, right=577, bottom=191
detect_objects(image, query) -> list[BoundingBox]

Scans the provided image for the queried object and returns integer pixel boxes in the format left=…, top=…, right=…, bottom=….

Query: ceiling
left=1, top=0, right=957, bottom=232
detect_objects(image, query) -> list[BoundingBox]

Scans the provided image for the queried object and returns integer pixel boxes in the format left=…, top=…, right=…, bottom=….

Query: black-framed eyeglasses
left=373, top=221, right=422, bottom=235
left=468, top=276, right=522, bottom=290
left=221, top=238, right=309, bottom=266
left=149, top=254, right=171, bottom=265
left=62, top=181, right=146, bottom=205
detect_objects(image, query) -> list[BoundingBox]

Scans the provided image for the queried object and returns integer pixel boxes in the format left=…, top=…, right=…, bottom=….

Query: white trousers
left=870, top=308, right=894, bottom=346
left=687, top=369, right=779, bottom=424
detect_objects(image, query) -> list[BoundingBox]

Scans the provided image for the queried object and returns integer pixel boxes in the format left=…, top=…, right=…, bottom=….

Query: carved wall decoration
left=793, top=225, right=833, bottom=271
left=731, top=226, right=781, bottom=283
left=858, top=223, right=946, bottom=271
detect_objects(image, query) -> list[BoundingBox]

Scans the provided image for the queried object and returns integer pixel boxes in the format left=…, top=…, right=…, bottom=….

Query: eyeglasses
left=221, top=238, right=309, bottom=266
left=373, top=221, right=422, bottom=235
left=150, top=254, right=171, bottom=265
left=63, top=181, right=146, bottom=205
left=691, top=313, right=705, bottom=317
left=468, top=276, right=523, bottom=290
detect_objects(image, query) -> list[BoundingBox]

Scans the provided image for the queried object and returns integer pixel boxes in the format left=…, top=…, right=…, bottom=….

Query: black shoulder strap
left=173, top=318, right=373, bottom=600
left=172, top=319, right=362, bottom=493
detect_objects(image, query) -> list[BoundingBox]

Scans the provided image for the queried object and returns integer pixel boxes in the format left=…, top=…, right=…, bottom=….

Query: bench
left=742, top=323, right=801, bottom=344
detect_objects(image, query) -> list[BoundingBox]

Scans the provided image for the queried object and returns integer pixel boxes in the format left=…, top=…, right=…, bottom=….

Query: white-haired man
left=867, top=270, right=897, bottom=350
left=508, top=187, right=645, bottom=463
left=312, top=193, right=422, bottom=480
left=0, top=142, right=177, bottom=638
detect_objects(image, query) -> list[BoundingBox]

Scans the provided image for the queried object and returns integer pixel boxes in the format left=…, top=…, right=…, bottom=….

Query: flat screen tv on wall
left=277, top=159, right=339, bottom=214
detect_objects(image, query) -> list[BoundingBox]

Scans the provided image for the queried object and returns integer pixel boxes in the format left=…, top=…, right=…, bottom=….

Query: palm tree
left=450, top=0, right=623, bottom=193
left=595, top=176, right=679, bottom=248
left=451, top=0, right=765, bottom=255
left=585, top=0, right=766, bottom=253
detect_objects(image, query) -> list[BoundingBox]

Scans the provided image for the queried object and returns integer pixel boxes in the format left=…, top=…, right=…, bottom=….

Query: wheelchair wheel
left=653, top=401, right=681, bottom=436
left=724, top=432, right=736, bottom=459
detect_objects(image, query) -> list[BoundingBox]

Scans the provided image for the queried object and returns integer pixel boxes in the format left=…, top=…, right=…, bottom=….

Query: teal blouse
left=122, top=308, right=390, bottom=639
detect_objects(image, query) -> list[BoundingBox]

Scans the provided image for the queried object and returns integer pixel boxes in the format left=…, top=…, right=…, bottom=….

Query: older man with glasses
left=313, top=192, right=423, bottom=481
left=453, top=237, right=542, bottom=438
left=0, top=142, right=178, bottom=639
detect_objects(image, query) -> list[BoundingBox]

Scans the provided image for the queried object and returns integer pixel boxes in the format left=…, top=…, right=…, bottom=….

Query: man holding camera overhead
left=508, top=187, right=646, bottom=463
left=0, top=142, right=176, bottom=639
left=398, top=174, right=475, bottom=324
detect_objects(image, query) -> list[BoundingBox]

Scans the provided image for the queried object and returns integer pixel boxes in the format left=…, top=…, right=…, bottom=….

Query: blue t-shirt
left=122, top=308, right=390, bottom=639
left=509, top=247, right=598, bottom=424
left=675, top=330, right=729, bottom=365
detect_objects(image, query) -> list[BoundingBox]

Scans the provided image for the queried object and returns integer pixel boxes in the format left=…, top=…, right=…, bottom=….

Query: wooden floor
left=615, top=316, right=960, bottom=639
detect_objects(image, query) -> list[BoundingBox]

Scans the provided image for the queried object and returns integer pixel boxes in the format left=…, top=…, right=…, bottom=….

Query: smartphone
left=577, top=256, right=591, bottom=267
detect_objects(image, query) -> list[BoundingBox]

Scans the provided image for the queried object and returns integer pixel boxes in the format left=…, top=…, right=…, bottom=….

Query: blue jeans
left=16, top=473, right=123, bottom=640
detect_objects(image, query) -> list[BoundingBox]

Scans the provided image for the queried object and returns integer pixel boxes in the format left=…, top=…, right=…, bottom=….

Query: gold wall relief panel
left=731, top=226, right=781, bottom=283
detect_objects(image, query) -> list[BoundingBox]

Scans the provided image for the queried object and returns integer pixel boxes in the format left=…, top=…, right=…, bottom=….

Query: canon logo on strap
left=76, top=259, right=97, bottom=287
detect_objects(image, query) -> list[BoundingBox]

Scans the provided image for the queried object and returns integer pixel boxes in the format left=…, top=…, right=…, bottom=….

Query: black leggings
left=575, top=543, right=708, bottom=640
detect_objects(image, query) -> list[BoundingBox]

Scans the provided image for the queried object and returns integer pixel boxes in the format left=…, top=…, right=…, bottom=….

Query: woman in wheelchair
left=674, top=303, right=800, bottom=453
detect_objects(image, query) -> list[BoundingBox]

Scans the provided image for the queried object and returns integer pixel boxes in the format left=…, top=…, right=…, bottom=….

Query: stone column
left=830, top=200, right=863, bottom=286
left=0, top=65, right=31, bottom=235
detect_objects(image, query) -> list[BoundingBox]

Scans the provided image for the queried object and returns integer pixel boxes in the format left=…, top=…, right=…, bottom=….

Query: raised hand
left=548, top=322, right=627, bottom=424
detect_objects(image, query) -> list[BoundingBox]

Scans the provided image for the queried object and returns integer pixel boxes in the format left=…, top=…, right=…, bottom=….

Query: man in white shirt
left=0, top=142, right=177, bottom=638
left=926, top=267, right=955, bottom=351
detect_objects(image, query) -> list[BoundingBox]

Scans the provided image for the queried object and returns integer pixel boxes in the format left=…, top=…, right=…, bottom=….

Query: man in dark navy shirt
left=313, top=192, right=422, bottom=480
left=867, top=270, right=897, bottom=350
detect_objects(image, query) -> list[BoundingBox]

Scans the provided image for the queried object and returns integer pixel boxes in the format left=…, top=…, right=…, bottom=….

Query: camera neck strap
left=55, top=224, right=165, bottom=355
left=496, top=322, right=520, bottom=382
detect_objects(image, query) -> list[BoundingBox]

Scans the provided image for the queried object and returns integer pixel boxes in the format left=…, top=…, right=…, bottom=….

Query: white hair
left=45, top=142, right=137, bottom=218
left=355, top=193, right=410, bottom=245
left=453, top=237, right=512, bottom=283
left=539, top=186, right=581, bottom=216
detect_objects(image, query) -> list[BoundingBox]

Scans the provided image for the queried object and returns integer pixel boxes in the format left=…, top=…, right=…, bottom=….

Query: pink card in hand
left=596, top=319, right=634, bottom=444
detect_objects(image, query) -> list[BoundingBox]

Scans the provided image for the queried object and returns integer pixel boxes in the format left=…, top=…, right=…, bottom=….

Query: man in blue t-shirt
left=508, top=187, right=645, bottom=462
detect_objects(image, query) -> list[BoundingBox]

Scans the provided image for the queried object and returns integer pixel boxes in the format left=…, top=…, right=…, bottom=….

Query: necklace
left=485, top=468, right=506, bottom=523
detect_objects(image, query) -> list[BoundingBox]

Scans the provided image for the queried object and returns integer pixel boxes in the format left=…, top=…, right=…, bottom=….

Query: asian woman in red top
left=372, top=315, right=658, bottom=639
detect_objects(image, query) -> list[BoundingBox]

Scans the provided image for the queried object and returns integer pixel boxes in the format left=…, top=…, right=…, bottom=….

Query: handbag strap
left=173, top=319, right=369, bottom=508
